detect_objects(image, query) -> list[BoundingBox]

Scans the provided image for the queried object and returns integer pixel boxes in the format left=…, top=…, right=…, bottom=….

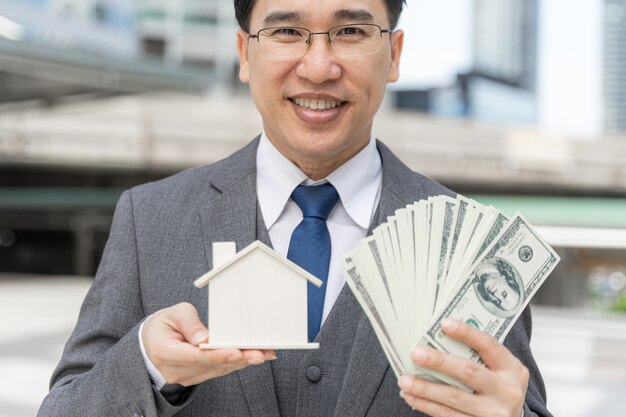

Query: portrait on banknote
left=472, top=257, right=525, bottom=318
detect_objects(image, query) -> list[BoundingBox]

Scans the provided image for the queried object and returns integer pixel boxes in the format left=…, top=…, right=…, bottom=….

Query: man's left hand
left=398, top=318, right=529, bottom=417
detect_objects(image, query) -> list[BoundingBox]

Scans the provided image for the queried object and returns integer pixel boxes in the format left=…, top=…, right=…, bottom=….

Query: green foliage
left=612, top=294, right=626, bottom=312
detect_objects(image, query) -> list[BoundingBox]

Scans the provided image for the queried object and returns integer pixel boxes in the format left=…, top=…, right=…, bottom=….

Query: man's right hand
left=141, top=302, right=276, bottom=387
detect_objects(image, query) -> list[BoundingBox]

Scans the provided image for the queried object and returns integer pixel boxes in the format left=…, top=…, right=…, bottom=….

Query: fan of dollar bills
left=342, top=194, right=560, bottom=390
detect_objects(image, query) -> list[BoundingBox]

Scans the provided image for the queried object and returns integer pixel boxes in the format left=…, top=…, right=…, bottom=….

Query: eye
left=268, top=27, right=304, bottom=38
left=276, top=28, right=299, bottom=36
left=336, top=26, right=364, bottom=37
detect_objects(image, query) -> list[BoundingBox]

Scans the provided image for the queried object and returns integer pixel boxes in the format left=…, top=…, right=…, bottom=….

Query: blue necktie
left=287, top=183, right=339, bottom=342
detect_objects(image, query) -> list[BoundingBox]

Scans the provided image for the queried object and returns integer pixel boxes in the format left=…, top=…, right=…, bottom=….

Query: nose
left=295, top=34, right=342, bottom=84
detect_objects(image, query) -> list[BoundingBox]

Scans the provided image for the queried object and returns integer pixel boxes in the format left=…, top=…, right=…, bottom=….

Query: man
left=39, top=1, right=552, bottom=416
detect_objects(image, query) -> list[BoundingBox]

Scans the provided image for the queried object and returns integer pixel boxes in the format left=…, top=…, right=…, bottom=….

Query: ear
left=387, top=29, right=404, bottom=83
left=237, top=29, right=251, bottom=83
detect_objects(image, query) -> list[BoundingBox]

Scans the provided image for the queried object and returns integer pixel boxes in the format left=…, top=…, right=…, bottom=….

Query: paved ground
left=1, top=274, right=626, bottom=417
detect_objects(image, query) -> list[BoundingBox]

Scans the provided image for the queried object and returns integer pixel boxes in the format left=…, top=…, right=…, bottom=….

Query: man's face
left=237, top=0, right=403, bottom=178
left=484, top=274, right=520, bottom=312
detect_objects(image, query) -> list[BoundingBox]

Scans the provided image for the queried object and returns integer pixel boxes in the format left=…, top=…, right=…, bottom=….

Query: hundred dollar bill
left=442, top=209, right=508, bottom=301
left=475, top=210, right=509, bottom=261
left=443, top=200, right=482, bottom=289
left=342, top=258, right=405, bottom=378
left=435, top=197, right=457, bottom=302
left=344, top=256, right=439, bottom=383
left=365, top=237, right=394, bottom=306
left=444, top=197, right=469, bottom=282
left=420, top=214, right=560, bottom=366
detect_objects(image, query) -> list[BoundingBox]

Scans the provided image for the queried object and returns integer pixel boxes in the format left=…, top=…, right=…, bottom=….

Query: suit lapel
left=198, top=138, right=281, bottom=417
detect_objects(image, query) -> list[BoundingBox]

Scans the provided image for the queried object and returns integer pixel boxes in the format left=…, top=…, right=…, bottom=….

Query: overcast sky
left=395, top=0, right=473, bottom=89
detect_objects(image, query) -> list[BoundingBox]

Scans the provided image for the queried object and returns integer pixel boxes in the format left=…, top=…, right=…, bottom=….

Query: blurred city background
left=0, top=0, right=625, bottom=416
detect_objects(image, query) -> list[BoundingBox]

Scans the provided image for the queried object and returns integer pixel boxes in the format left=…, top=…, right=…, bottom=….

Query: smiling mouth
left=289, top=98, right=345, bottom=111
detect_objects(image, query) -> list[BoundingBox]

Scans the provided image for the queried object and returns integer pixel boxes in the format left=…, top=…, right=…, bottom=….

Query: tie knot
left=291, top=183, right=339, bottom=220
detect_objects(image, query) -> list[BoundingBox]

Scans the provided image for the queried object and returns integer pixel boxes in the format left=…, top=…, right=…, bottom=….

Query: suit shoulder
left=409, top=170, right=456, bottom=198
left=376, top=140, right=456, bottom=201
left=128, top=164, right=216, bottom=206
left=127, top=139, right=259, bottom=207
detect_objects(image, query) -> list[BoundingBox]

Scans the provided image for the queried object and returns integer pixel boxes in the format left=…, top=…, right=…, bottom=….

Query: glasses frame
left=248, top=23, right=392, bottom=50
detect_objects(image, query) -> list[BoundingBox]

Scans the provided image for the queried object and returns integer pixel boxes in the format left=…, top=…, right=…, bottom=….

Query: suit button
left=306, top=365, right=322, bottom=382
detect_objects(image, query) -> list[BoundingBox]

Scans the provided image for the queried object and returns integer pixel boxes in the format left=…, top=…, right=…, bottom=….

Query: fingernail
left=398, top=375, right=413, bottom=390
left=399, top=390, right=405, bottom=398
left=441, top=318, right=457, bottom=332
left=265, top=353, right=277, bottom=360
left=191, top=331, right=207, bottom=344
left=412, top=347, right=428, bottom=363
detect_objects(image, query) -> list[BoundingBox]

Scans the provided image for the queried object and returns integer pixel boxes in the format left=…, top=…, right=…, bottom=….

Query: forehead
left=485, top=274, right=508, bottom=285
left=249, top=0, right=389, bottom=27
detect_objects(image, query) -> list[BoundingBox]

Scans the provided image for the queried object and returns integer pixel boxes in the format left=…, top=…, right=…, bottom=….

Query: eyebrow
left=261, top=8, right=375, bottom=27
left=262, top=10, right=304, bottom=26
left=334, top=9, right=374, bottom=23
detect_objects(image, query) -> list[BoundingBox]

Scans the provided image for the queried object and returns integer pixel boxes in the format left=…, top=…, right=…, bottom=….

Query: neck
left=296, top=158, right=345, bottom=181
left=264, top=134, right=371, bottom=181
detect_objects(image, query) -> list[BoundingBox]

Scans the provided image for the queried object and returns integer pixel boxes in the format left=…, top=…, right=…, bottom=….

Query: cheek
left=353, top=58, right=393, bottom=101
left=248, top=59, right=292, bottom=98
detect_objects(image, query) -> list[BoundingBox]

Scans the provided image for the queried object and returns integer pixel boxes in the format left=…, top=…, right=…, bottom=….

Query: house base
left=199, top=343, right=319, bottom=350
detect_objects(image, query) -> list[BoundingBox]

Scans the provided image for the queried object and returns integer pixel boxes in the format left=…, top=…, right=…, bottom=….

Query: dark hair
left=234, top=0, right=406, bottom=32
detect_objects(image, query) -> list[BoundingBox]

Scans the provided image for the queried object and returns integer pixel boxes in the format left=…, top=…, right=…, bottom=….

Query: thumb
left=169, top=302, right=208, bottom=345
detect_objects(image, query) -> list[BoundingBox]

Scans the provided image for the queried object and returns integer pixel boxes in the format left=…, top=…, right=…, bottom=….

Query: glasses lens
left=258, top=27, right=308, bottom=58
left=330, top=24, right=384, bottom=57
left=255, top=25, right=387, bottom=59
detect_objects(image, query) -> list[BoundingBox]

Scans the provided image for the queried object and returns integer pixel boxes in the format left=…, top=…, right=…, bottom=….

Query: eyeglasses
left=248, top=23, right=392, bottom=59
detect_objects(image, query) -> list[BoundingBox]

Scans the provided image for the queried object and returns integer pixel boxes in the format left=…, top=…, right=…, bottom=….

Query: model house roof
left=194, top=240, right=323, bottom=289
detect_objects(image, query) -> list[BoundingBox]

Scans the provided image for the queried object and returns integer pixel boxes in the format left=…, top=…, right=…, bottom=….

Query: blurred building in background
left=604, top=0, right=626, bottom=134
left=137, top=0, right=239, bottom=91
left=467, top=0, right=538, bottom=126
left=395, top=0, right=626, bottom=139
left=395, top=0, right=542, bottom=127
left=473, top=0, right=538, bottom=90
left=0, top=0, right=211, bottom=104
left=0, top=0, right=137, bottom=57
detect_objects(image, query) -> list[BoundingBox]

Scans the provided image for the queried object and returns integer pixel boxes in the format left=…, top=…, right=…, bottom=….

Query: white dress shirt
left=140, top=133, right=382, bottom=389
left=256, top=133, right=382, bottom=323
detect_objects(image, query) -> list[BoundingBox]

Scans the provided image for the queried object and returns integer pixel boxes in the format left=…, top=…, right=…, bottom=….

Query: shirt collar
left=256, top=133, right=382, bottom=230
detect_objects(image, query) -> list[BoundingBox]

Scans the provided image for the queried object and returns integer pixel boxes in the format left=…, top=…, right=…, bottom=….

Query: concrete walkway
left=1, top=274, right=625, bottom=417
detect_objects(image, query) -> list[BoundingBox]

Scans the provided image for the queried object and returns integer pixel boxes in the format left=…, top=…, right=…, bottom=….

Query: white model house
left=194, top=241, right=323, bottom=349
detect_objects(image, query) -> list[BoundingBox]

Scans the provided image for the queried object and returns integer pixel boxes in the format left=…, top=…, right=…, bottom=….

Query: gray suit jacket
left=39, top=138, right=552, bottom=417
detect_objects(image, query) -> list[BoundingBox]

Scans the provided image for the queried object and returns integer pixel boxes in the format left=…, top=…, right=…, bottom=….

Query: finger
left=169, top=351, right=254, bottom=386
left=262, top=350, right=277, bottom=360
left=398, top=375, right=483, bottom=416
left=401, top=392, right=473, bottom=417
left=241, top=350, right=271, bottom=365
left=160, top=342, right=243, bottom=367
left=441, top=318, right=516, bottom=370
left=165, top=302, right=208, bottom=345
left=411, top=346, right=495, bottom=392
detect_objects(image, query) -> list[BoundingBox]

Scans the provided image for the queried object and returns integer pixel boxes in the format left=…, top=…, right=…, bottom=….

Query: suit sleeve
left=504, top=306, right=554, bottom=417
left=37, top=191, right=193, bottom=417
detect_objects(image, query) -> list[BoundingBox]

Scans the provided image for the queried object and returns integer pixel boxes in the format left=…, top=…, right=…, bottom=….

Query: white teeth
left=293, top=98, right=341, bottom=110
